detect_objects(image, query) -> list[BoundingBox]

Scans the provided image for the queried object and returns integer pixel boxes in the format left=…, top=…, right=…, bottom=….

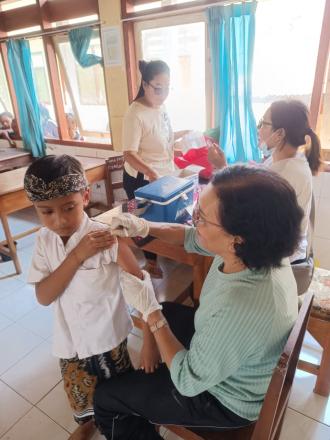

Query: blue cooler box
left=134, top=175, right=195, bottom=223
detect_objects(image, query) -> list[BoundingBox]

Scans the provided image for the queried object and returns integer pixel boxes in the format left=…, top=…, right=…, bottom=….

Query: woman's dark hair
left=212, top=165, right=304, bottom=270
left=134, top=60, right=170, bottom=100
left=270, top=99, right=322, bottom=175
left=25, top=154, right=85, bottom=183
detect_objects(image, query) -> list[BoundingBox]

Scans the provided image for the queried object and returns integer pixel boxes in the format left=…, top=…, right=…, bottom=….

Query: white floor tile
left=279, top=408, right=330, bottom=440
left=37, top=381, right=76, bottom=434
left=0, top=312, right=13, bottom=332
left=0, top=380, right=32, bottom=437
left=0, top=276, right=25, bottom=300
left=288, top=370, right=330, bottom=426
left=1, top=341, right=61, bottom=405
left=0, top=284, right=38, bottom=321
left=1, top=407, right=69, bottom=440
left=19, top=305, right=54, bottom=340
left=0, top=323, right=43, bottom=376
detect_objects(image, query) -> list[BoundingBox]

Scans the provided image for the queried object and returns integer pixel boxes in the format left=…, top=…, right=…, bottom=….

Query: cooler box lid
left=134, top=176, right=194, bottom=203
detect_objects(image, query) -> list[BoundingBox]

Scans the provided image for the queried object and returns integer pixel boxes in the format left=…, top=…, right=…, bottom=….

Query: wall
left=98, top=0, right=130, bottom=152
left=313, top=172, right=330, bottom=270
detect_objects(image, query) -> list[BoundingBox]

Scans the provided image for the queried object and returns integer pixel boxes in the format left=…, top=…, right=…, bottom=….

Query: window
left=0, top=56, right=13, bottom=114
left=54, top=31, right=111, bottom=143
left=136, top=14, right=209, bottom=132
left=252, top=0, right=326, bottom=121
left=29, top=37, right=59, bottom=139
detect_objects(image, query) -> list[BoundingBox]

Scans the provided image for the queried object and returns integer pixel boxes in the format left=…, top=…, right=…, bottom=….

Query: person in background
left=208, top=99, right=322, bottom=264
left=0, top=111, right=16, bottom=147
left=122, top=60, right=188, bottom=278
left=93, top=165, right=303, bottom=440
left=24, top=155, right=160, bottom=440
left=39, top=103, right=59, bottom=139
left=66, top=112, right=84, bottom=141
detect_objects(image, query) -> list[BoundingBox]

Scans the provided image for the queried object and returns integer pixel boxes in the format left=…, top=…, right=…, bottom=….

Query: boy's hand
left=73, top=230, right=116, bottom=264
left=140, top=337, right=161, bottom=373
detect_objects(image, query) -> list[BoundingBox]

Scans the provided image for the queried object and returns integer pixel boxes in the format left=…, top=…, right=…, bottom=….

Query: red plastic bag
left=174, top=137, right=216, bottom=180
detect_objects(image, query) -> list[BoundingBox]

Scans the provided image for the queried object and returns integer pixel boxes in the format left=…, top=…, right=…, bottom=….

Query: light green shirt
left=170, top=227, right=298, bottom=421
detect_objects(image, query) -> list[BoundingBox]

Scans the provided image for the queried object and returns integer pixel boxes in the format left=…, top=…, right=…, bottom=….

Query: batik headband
left=24, top=173, right=88, bottom=202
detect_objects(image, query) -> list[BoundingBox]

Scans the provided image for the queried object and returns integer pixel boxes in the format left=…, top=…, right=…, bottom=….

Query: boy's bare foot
left=68, top=420, right=97, bottom=440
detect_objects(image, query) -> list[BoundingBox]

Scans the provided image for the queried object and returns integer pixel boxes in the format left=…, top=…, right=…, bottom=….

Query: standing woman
left=122, top=60, right=184, bottom=277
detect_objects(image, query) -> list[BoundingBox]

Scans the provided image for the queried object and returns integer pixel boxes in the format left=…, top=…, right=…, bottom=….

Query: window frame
left=122, top=0, right=330, bottom=153
left=0, top=0, right=113, bottom=149
left=134, top=12, right=212, bottom=130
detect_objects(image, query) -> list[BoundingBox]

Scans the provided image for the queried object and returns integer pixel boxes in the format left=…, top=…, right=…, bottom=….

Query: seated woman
left=208, top=100, right=321, bottom=263
left=93, top=165, right=303, bottom=440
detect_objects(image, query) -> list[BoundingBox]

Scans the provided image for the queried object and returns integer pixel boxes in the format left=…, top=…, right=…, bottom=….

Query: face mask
left=260, top=143, right=272, bottom=159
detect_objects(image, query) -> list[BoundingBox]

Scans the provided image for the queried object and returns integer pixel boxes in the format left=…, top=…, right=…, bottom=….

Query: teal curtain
left=69, top=27, right=102, bottom=67
left=7, top=39, right=46, bottom=157
left=207, top=2, right=260, bottom=163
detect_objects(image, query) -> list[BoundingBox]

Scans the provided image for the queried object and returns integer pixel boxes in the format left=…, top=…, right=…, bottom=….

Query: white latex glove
left=120, top=270, right=162, bottom=321
left=110, top=213, right=149, bottom=238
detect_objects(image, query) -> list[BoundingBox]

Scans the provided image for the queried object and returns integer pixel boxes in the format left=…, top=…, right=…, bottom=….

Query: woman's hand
left=111, top=213, right=150, bottom=238
left=207, top=144, right=227, bottom=169
left=119, top=270, right=162, bottom=321
left=146, top=169, right=160, bottom=182
left=73, top=230, right=116, bottom=264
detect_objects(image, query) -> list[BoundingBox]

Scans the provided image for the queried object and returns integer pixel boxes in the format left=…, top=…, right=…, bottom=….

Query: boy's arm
left=36, top=230, right=115, bottom=306
left=116, top=239, right=160, bottom=372
left=116, top=238, right=143, bottom=279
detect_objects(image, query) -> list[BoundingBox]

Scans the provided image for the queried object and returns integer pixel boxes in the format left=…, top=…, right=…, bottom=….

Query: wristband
left=149, top=318, right=168, bottom=334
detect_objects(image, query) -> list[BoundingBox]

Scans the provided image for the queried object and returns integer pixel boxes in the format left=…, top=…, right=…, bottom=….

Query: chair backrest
left=291, top=194, right=315, bottom=295
left=105, top=155, right=125, bottom=209
left=251, top=290, right=314, bottom=440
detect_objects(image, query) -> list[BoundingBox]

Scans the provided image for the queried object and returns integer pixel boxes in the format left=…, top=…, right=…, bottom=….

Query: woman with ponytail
left=258, top=99, right=322, bottom=262
left=122, top=60, right=187, bottom=278
left=208, top=99, right=322, bottom=263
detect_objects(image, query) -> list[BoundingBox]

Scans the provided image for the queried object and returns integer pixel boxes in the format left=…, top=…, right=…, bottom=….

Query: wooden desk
left=0, top=156, right=107, bottom=275
left=96, top=207, right=213, bottom=301
left=0, top=147, right=32, bottom=172
left=125, top=237, right=212, bottom=301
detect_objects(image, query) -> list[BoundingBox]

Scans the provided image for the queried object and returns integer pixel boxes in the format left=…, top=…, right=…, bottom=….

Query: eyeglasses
left=147, top=82, right=170, bottom=96
left=257, top=119, right=272, bottom=129
left=192, top=202, right=222, bottom=228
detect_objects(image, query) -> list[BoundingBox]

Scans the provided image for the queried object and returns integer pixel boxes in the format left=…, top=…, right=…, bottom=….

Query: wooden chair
left=105, top=155, right=125, bottom=209
left=297, top=267, right=330, bottom=397
left=163, top=290, right=314, bottom=440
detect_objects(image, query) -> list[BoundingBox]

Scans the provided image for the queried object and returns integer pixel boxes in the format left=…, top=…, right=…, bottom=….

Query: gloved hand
left=110, top=213, right=150, bottom=238
left=120, top=270, right=162, bottom=321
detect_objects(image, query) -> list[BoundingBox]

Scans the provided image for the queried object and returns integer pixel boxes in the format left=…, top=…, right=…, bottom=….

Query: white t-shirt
left=27, top=213, right=132, bottom=359
left=267, top=153, right=312, bottom=262
left=122, top=101, right=175, bottom=179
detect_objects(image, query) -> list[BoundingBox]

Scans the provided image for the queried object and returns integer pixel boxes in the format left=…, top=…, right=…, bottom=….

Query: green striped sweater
left=170, top=227, right=298, bottom=421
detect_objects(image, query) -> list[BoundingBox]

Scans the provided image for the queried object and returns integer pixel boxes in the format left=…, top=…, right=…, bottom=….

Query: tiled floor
left=0, top=208, right=329, bottom=439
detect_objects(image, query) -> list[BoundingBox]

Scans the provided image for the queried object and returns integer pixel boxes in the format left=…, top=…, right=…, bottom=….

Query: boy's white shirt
left=27, top=212, right=133, bottom=359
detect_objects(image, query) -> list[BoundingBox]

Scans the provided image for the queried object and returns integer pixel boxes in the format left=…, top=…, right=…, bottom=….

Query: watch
left=149, top=318, right=168, bottom=334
